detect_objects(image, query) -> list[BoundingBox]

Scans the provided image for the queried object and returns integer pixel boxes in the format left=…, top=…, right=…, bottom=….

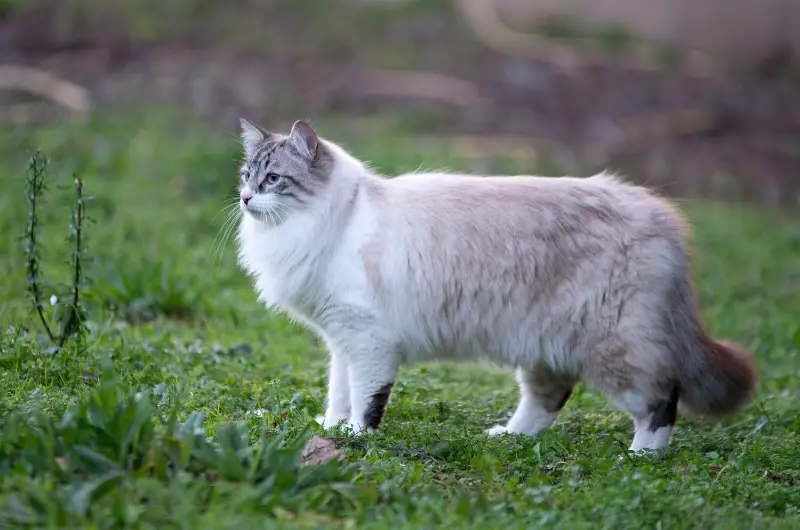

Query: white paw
left=314, top=411, right=348, bottom=429
left=617, top=450, right=650, bottom=461
left=626, top=446, right=663, bottom=457
left=487, top=424, right=510, bottom=436
left=344, top=421, right=376, bottom=436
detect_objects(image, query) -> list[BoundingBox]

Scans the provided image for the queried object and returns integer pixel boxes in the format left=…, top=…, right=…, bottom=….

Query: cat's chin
left=242, top=209, right=262, bottom=221
left=242, top=208, right=280, bottom=227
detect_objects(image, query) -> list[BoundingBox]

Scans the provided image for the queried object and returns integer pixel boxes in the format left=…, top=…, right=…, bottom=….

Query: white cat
left=235, top=118, right=756, bottom=452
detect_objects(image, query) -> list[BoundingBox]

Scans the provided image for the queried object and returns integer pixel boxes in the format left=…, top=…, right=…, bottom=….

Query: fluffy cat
left=235, top=118, right=756, bottom=452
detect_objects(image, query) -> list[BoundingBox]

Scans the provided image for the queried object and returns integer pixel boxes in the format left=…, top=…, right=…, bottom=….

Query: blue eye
left=266, top=172, right=281, bottom=184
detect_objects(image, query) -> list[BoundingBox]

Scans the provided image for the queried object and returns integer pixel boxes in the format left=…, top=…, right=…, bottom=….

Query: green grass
left=1, top=107, right=799, bottom=529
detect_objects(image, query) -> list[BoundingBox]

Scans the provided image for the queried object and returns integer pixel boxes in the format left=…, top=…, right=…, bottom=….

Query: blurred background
left=1, top=0, right=799, bottom=207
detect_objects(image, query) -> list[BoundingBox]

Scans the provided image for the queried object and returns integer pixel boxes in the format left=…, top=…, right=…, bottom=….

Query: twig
left=25, top=152, right=55, bottom=342
left=59, top=177, right=87, bottom=348
left=455, top=0, right=722, bottom=79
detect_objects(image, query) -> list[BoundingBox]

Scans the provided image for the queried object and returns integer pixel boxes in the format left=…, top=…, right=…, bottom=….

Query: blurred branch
left=363, top=69, right=485, bottom=107
left=438, top=106, right=724, bottom=170
left=0, top=65, right=91, bottom=121
left=455, top=0, right=722, bottom=78
left=616, top=107, right=724, bottom=140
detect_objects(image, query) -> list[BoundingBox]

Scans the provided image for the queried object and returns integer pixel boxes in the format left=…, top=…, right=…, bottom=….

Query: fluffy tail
left=678, top=336, right=757, bottom=418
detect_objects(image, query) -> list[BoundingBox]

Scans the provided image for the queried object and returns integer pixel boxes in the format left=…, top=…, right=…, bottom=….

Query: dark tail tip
left=680, top=338, right=757, bottom=418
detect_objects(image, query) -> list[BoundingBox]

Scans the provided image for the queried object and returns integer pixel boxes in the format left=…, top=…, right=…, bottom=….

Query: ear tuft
left=288, top=120, right=319, bottom=162
left=240, top=118, right=266, bottom=157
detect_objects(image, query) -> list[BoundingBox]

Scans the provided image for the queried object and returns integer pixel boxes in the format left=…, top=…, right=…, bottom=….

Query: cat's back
left=383, top=171, right=687, bottom=245
left=362, top=171, right=690, bottom=362
left=388, top=170, right=655, bottom=206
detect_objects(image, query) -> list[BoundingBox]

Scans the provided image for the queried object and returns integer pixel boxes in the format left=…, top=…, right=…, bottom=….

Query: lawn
left=1, top=107, right=799, bottom=529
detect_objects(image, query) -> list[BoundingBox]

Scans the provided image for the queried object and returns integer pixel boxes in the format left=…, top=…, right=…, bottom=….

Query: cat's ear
left=240, top=118, right=266, bottom=157
left=288, top=120, right=318, bottom=163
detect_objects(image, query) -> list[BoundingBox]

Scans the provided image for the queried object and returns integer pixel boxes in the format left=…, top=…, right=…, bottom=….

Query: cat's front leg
left=316, top=350, right=351, bottom=428
left=344, top=338, right=400, bottom=435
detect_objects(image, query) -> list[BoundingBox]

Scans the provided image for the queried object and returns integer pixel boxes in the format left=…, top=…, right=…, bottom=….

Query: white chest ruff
left=237, top=213, right=373, bottom=329
left=238, top=217, right=311, bottom=304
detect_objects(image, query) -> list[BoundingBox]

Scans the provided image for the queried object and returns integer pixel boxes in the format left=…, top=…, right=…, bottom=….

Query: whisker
left=266, top=206, right=279, bottom=228
left=215, top=210, right=242, bottom=268
left=222, top=127, right=243, bottom=141
left=206, top=195, right=299, bottom=268
left=271, top=207, right=284, bottom=226
left=266, top=202, right=292, bottom=226
left=207, top=219, right=234, bottom=267
left=207, top=207, right=242, bottom=267
left=210, top=201, right=240, bottom=224
left=261, top=208, right=273, bottom=228
left=274, top=205, right=290, bottom=224
left=271, top=202, right=293, bottom=220
left=207, top=212, right=233, bottom=265
left=264, top=205, right=278, bottom=226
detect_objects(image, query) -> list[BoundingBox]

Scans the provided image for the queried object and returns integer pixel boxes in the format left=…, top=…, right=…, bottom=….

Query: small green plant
left=0, top=374, right=359, bottom=527
left=24, top=151, right=90, bottom=351
left=99, top=260, right=208, bottom=323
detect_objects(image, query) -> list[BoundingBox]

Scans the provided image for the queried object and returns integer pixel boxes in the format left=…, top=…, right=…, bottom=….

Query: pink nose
left=241, top=192, right=252, bottom=205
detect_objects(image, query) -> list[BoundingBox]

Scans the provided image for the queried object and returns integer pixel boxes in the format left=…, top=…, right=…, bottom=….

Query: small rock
left=301, top=436, right=344, bottom=465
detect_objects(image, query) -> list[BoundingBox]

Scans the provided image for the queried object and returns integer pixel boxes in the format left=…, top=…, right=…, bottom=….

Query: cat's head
left=237, top=118, right=334, bottom=223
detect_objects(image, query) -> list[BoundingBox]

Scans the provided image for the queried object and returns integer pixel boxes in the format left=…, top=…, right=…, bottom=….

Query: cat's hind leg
left=488, top=367, right=573, bottom=436
left=612, top=385, right=679, bottom=452
left=590, top=333, right=680, bottom=452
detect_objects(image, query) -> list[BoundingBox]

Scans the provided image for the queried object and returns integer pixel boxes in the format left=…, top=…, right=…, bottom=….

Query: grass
left=1, top=107, right=799, bottom=529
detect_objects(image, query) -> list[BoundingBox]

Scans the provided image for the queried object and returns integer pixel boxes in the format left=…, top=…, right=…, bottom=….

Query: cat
left=235, top=118, right=756, bottom=452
